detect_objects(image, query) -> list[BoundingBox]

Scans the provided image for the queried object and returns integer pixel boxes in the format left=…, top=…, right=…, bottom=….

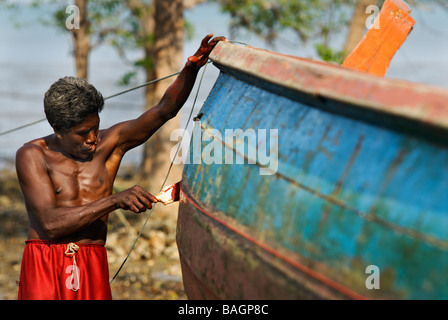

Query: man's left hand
left=187, top=34, right=229, bottom=69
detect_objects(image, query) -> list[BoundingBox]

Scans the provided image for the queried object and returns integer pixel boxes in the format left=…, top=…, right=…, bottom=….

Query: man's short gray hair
left=44, top=77, right=104, bottom=132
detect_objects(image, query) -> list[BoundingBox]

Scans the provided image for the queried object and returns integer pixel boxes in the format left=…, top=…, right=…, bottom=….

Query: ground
left=0, top=166, right=187, bottom=300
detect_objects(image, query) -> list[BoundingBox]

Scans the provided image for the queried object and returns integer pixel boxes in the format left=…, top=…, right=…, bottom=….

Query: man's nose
left=86, top=131, right=97, bottom=144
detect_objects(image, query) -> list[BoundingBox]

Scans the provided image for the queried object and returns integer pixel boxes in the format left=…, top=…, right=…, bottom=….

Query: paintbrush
left=155, top=181, right=181, bottom=205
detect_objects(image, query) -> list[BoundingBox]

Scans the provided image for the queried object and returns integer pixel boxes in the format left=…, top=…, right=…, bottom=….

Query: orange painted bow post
left=342, top=0, right=415, bottom=76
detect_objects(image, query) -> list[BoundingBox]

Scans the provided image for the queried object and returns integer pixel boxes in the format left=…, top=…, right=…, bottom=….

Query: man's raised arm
left=111, top=34, right=228, bottom=155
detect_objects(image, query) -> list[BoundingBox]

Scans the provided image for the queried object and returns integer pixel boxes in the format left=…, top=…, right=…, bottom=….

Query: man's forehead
left=72, top=113, right=100, bottom=130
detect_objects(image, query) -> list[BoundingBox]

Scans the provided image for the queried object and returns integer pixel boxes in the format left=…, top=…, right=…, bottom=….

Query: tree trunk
left=72, top=0, right=90, bottom=79
left=343, top=0, right=375, bottom=59
left=139, top=0, right=184, bottom=192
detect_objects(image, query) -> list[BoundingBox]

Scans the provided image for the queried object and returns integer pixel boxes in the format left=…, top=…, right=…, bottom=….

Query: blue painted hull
left=176, top=43, right=448, bottom=299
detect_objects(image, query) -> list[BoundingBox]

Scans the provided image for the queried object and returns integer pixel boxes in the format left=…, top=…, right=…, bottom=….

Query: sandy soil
left=0, top=167, right=187, bottom=300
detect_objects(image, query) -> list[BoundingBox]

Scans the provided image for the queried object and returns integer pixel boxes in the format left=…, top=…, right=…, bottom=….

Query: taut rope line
left=110, top=60, right=210, bottom=283
left=0, top=69, right=184, bottom=137
left=0, top=40, right=249, bottom=137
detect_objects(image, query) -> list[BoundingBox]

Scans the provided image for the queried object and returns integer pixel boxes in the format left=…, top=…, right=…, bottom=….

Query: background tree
left=70, top=0, right=90, bottom=79
left=343, top=0, right=373, bottom=59
left=123, top=0, right=185, bottom=187
left=60, top=0, right=205, bottom=189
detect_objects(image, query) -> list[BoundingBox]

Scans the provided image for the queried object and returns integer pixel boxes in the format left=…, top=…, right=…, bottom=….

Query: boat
left=175, top=6, right=448, bottom=300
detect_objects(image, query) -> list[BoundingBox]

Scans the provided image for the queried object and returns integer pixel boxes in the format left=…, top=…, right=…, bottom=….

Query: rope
left=0, top=68, right=188, bottom=137
left=64, top=242, right=80, bottom=292
left=0, top=118, right=47, bottom=136
left=0, top=40, right=247, bottom=137
left=110, top=61, right=210, bottom=283
left=103, top=71, right=181, bottom=101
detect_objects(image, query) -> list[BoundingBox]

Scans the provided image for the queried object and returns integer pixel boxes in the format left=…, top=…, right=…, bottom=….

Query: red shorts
left=18, top=240, right=112, bottom=300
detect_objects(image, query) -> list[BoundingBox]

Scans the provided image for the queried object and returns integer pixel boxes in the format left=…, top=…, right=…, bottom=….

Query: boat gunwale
left=209, top=42, right=448, bottom=139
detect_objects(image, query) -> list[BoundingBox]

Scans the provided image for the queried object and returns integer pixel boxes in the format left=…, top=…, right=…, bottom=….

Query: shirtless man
left=15, top=34, right=227, bottom=300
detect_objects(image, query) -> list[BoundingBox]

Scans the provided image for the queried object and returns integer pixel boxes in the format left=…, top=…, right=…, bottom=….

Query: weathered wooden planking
left=176, top=43, right=448, bottom=299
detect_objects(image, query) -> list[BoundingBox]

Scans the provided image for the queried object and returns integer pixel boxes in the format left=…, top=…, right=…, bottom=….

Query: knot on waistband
left=65, top=243, right=80, bottom=292
left=64, top=242, right=79, bottom=257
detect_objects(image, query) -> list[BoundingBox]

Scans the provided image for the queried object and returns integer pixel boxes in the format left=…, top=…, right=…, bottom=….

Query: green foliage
left=134, top=56, right=155, bottom=71
left=118, top=71, right=138, bottom=86
left=217, top=0, right=358, bottom=61
left=315, top=43, right=345, bottom=64
left=51, top=8, right=67, bottom=32
left=184, top=19, right=194, bottom=40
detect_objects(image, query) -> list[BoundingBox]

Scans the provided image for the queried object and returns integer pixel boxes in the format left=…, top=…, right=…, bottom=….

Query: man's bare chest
left=46, top=156, right=112, bottom=204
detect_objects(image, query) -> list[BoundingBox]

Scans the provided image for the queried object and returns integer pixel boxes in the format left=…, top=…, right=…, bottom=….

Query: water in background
left=0, top=2, right=447, bottom=169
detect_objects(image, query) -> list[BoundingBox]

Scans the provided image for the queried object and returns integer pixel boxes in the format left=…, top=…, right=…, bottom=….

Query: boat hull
left=176, top=43, right=448, bottom=299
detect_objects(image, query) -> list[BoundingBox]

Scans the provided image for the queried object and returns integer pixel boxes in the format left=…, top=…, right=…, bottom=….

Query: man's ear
left=53, top=125, right=64, bottom=140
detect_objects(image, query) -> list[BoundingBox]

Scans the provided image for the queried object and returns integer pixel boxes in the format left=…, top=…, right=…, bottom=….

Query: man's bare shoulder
left=96, top=122, right=133, bottom=155
left=16, top=135, right=53, bottom=166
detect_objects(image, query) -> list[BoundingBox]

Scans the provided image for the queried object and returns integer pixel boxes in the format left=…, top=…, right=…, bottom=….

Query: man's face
left=56, top=113, right=100, bottom=161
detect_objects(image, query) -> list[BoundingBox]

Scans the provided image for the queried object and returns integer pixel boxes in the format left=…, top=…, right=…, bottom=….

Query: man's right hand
left=115, top=185, right=158, bottom=213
